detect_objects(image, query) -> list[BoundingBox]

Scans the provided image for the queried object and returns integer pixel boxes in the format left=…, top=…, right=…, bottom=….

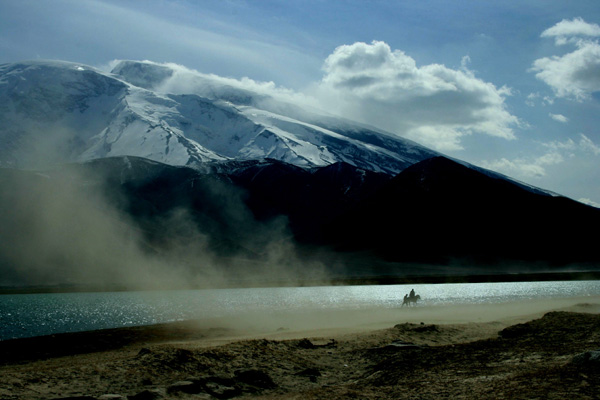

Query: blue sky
left=1, top=0, right=599, bottom=205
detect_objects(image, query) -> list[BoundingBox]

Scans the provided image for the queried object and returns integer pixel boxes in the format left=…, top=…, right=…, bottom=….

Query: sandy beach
left=1, top=296, right=599, bottom=399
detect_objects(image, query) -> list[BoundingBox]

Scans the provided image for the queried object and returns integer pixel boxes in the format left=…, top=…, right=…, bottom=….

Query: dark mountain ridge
left=321, top=156, right=600, bottom=266
left=2, top=154, right=598, bottom=289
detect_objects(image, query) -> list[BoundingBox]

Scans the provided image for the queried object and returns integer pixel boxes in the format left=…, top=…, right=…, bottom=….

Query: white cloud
left=526, top=92, right=539, bottom=107
left=543, top=137, right=577, bottom=152
left=543, top=133, right=600, bottom=155
left=541, top=17, right=600, bottom=45
left=33, top=0, right=321, bottom=89
left=109, top=60, right=317, bottom=111
left=526, top=92, right=555, bottom=107
left=314, top=40, right=519, bottom=151
left=580, top=133, right=600, bottom=155
left=532, top=41, right=600, bottom=100
left=532, top=18, right=600, bottom=101
left=480, top=157, right=552, bottom=178
left=482, top=133, right=599, bottom=178
left=549, top=113, right=569, bottom=123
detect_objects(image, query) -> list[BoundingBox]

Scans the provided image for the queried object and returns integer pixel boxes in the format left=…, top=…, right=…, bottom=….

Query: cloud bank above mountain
left=112, top=40, right=520, bottom=153
left=314, top=41, right=519, bottom=151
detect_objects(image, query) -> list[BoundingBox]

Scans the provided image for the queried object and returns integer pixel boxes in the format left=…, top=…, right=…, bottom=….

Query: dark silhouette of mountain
left=320, top=156, right=600, bottom=266
left=58, top=157, right=392, bottom=259
left=78, top=157, right=265, bottom=258
left=227, top=159, right=391, bottom=238
left=1, top=155, right=598, bottom=288
left=74, top=156, right=600, bottom=268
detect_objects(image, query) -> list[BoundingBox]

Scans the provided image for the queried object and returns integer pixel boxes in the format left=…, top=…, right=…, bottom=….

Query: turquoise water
left=1, top=280, right=599, bottom=340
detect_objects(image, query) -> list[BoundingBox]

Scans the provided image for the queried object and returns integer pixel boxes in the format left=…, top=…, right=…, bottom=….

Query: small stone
left=297, top=339, right=315, bottom=349
left=136, top=348, right=152, bottom=357
left=203, top=378, right=240, bottom=399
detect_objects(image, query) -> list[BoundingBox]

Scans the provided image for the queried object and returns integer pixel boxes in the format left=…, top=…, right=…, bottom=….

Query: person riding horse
left=402, top=289, right=421, bottom=307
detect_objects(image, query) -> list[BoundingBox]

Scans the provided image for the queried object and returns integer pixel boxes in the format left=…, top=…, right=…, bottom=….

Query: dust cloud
left=166, top=297, right=600, bottom=344
left=0, top=155, right=332, bottom=290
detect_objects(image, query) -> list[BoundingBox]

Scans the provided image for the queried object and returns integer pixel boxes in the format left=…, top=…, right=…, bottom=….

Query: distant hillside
left=320, top=156, right=600, bottom=266
left=2, top=156, right=598, bottom=288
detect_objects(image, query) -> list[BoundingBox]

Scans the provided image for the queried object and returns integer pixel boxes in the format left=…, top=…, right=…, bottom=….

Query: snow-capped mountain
left=0, top=60, right=439, bottom=173
left=3, top=59, right=600, bottom=289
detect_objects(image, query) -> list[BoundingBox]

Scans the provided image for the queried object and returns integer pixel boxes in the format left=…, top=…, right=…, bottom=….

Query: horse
left=402, top=294, right=421, bottom=307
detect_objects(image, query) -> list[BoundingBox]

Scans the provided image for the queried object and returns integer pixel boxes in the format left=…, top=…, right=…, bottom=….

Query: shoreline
left=1, top=297, right=599, bottom=399
left=2, top=296, right=598, bottom=361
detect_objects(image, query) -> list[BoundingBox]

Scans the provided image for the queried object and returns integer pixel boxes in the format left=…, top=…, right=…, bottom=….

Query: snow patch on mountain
left=1, top=59, right=442, bottom=174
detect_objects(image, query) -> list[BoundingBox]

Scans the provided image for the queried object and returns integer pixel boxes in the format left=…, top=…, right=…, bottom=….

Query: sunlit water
left=1, top=280, right=599, bottom=340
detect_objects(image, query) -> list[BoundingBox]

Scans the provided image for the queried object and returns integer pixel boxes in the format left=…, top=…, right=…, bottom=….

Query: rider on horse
left=402, top=288, right=420, bottom=307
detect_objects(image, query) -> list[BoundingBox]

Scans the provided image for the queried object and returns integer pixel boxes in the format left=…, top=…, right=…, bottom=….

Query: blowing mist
left=0, top=152, right=332, bottom=291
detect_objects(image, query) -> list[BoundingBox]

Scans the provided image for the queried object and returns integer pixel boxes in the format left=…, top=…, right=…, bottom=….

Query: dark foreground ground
left=1, top=304, right=599, bottom=399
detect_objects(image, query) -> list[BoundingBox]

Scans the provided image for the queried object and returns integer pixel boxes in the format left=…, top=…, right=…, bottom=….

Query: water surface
left=1, top=280, right=599, bottom=340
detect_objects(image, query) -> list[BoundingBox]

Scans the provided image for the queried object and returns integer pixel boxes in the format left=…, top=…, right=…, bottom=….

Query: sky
left=0, top=0, right=599, bottom=206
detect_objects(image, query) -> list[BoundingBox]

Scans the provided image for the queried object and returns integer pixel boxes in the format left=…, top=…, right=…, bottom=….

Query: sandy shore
left=1, top=296, right=599, bottom=399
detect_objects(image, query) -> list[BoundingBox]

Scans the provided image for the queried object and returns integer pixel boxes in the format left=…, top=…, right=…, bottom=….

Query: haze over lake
left=2, top=280, right=599, bottom=341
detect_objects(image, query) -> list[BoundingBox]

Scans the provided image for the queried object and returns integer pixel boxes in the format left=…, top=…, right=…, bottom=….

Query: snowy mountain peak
left=111, top=60, right=264, bottom=107
left=0, top=59, right=440, bottom=173
left=110, top=60, right=174, bottom=91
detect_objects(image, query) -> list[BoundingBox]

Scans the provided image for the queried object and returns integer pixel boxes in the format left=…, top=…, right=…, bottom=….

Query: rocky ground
left=1, top=304, right=599, bottom=399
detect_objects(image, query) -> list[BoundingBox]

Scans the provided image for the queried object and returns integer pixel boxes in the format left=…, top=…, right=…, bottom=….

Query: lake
left=1, top=280, right=600, bottom=341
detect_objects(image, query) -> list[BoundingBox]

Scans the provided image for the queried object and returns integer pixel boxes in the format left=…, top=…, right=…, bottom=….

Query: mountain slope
left=0, top=60, right=440, bottom=174
left=1, top=155, right=598, bottom=287
left=321, top=156, right=600, bottom=266
left=112, top=60, right=439, bottom=172
left=0, top=61, right=226, bottom=168
left=226, top=159, right=392, bottom=238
